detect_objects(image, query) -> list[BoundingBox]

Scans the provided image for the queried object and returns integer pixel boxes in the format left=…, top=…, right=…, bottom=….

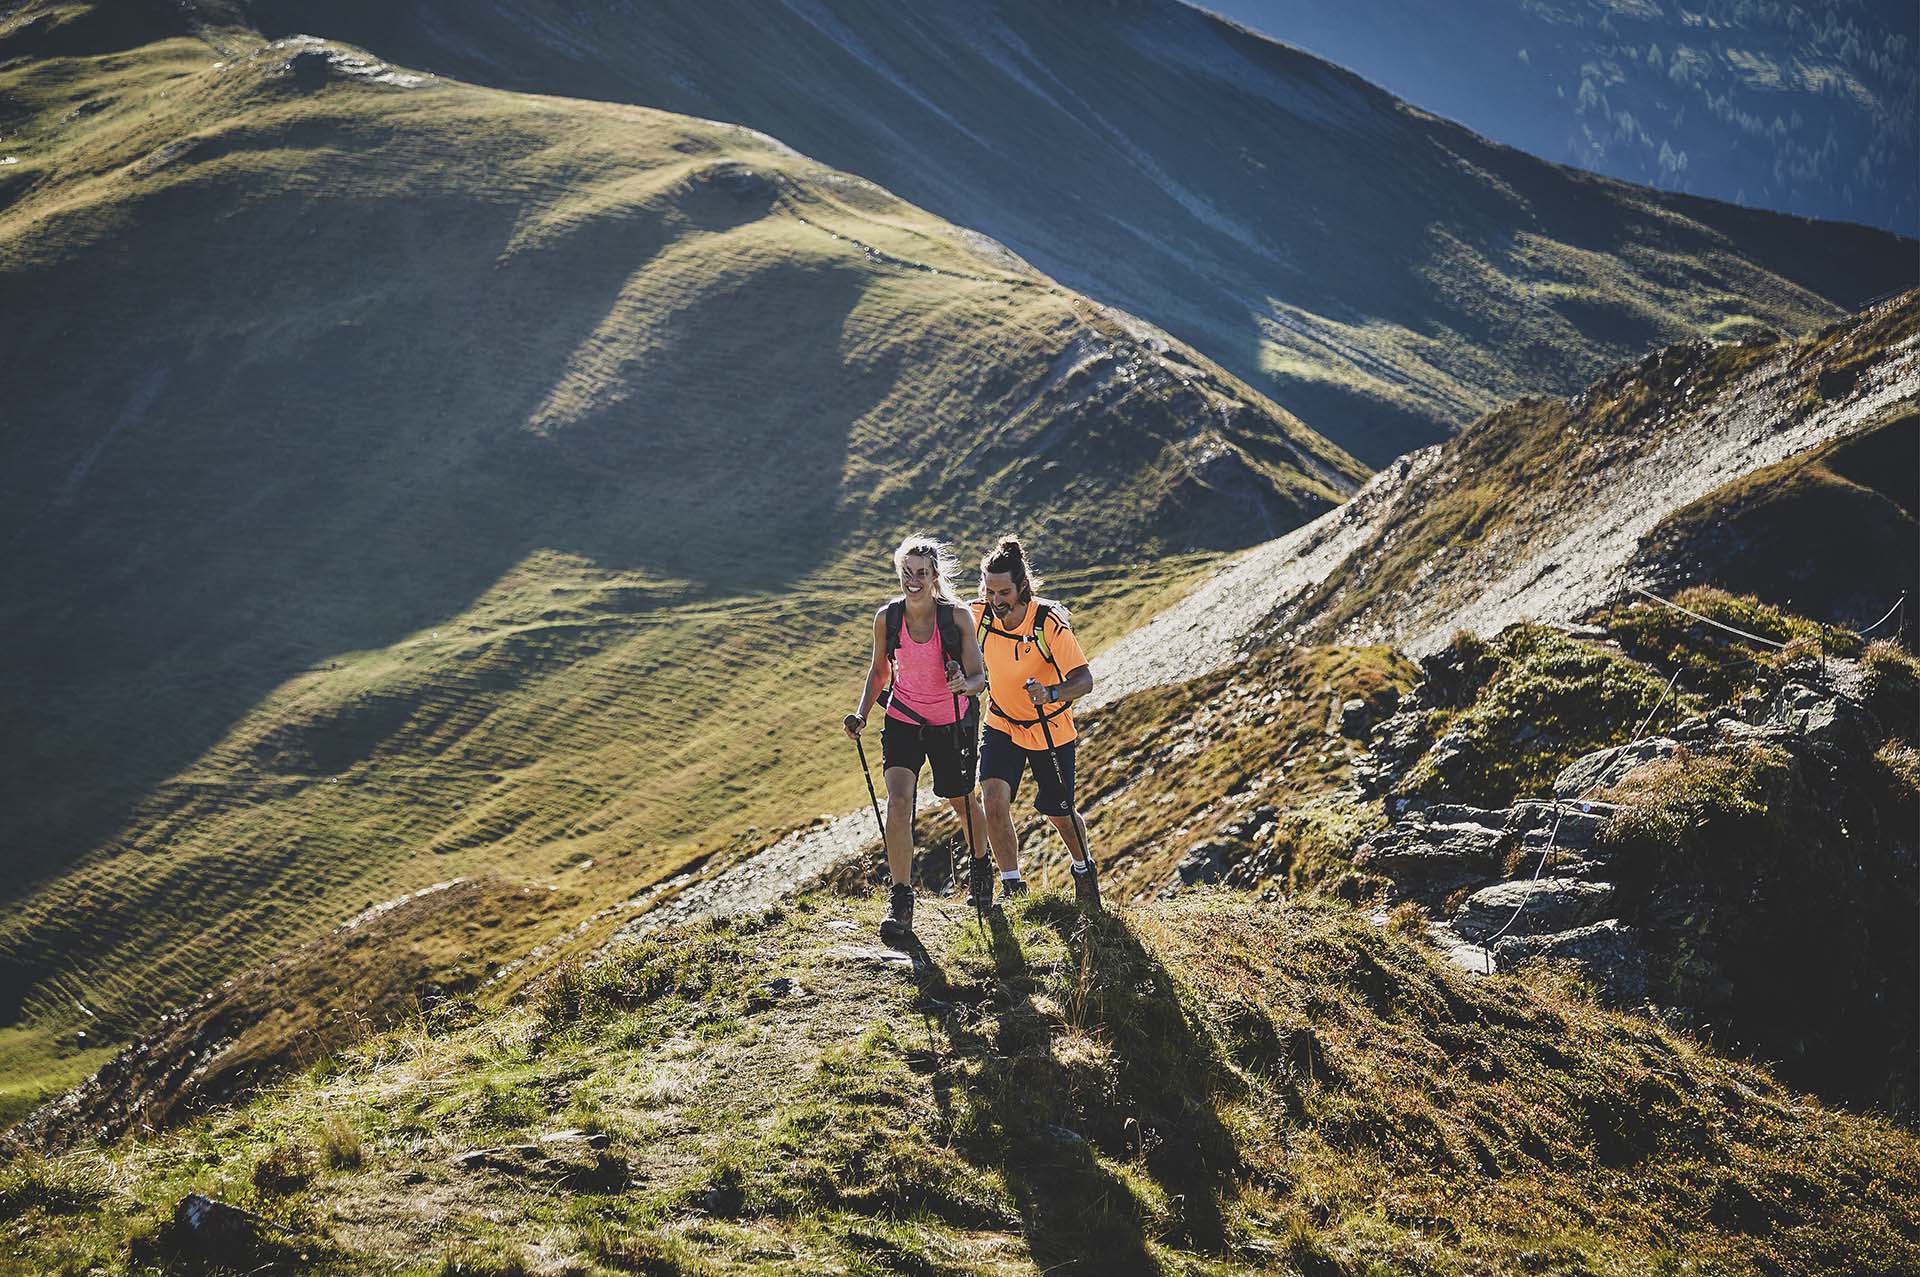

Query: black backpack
left=881, top=598, right=978, bottom=743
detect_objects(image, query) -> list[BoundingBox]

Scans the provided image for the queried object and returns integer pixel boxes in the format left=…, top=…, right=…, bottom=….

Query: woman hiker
left=971, top=536, right=1101, bottom=910
left=843, top=535, right=995, bottom=946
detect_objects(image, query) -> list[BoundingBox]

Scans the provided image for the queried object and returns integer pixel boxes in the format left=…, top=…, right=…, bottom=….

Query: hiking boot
left=999, top=875, right=1029, bottom=902
left=878, top=882, right=915, bottom=947
left=965, top=856, right=995, bottom=911
left=1072, top=858, right=1101, bottom=911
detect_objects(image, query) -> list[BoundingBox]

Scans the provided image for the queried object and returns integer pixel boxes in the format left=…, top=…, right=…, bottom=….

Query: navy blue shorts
left=978, top=725, right=1075, bottom=816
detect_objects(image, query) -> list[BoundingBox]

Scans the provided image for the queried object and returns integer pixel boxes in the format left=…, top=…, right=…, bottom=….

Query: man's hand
left=1023, top=677, right=1055, bottom=707
left=843, top=712, right=866, bottom=739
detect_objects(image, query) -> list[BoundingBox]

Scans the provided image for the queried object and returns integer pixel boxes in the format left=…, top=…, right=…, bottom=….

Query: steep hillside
left=0, top=4, right=1360, bottom=1111
left=1631, top=402, right=1916, bottom=616
left=223, top=0, right=1914, bottom=462
left=1211, top=0, right=1919, bottom=236
left=1090, top=290, right=1918, bottom=705
left=4, top=895, right=1916, bottom=1275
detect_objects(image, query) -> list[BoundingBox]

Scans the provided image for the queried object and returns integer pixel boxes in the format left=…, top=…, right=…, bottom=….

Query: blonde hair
left=892, top=533, right=962, bottom=605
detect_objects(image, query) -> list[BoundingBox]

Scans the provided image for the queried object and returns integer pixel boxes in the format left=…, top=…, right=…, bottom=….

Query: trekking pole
left=852, top=730, right=885, bottom=844
left=1031, top=685, right=1091, bottom=868
left=950, top=663, right=978, bottom=901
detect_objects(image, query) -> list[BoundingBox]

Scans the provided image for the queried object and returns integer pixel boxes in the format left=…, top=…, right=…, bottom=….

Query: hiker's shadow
left=921, top=900, right=1241, bottom=1275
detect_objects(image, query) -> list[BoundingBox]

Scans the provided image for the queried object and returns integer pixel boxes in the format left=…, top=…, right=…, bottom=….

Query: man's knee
left=885, top=794, right=913, bottom=819
left=982, top=786, right=1012, bottom=821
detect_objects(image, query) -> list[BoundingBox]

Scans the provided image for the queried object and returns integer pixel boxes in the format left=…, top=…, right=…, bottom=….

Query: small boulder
left=171, top=1193, right=256, bottom=1257
left=1176, top=839, right=1235, bottom=886
left=1554, top=737, right=1681, bottom=798
left=1490, top=919, right=1647, bottom=1004
left=1452, top=878, right=1615, bottom=943
left=1764, top=683, right=1876, bottom=756
left=285, top=48, right=333, bottom=90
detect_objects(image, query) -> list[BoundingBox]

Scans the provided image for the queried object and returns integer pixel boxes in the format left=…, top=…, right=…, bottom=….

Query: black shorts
left=881, top=713, right=977, bottom=798
left=978, top=725, right=1076, bottom=816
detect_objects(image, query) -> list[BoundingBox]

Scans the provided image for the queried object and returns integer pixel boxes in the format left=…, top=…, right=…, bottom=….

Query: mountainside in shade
left=1212, top=0, right=1919, bottom=237
left=223, top=0, right=1914, bottom=463
left=1090, top=291, right=1918, bottom=705
left=0, top=3, right=1361, bottom=1120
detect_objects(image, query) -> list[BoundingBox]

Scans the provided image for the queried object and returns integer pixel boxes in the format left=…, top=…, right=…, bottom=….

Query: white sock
left=1001, top=870, right=1022, bottom=881
left=1071, top=858, right=1091, bottom=874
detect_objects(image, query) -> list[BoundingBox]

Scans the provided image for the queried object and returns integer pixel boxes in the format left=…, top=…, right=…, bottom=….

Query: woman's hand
left=843, top=712, right=866, bottom=739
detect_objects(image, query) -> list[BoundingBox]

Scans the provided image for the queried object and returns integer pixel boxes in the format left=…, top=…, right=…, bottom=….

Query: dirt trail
left=1097, top=314, right=1919, bottom=682
left=619, top=807, right=879, bottom=936
left=618, top=307, right=1918, bottom=935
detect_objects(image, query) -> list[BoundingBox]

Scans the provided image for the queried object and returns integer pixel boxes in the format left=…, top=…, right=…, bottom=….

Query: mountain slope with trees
left=1211, top=0, right=1919, bottom=236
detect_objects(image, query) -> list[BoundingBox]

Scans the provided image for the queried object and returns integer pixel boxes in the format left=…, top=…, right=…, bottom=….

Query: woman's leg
left=884, top=765, right=918, bottom=885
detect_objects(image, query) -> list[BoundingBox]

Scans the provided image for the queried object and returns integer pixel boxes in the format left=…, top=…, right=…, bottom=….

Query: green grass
left=1399, top=625, right=1684, bottom=807
left=1599, top=586, right=1868, bottom=704
left=0, top=1028, right=117, bottom=1131
left=0, top=13, right=1363, bottom=1098
left=4, top=891, right=1914, bottom=1274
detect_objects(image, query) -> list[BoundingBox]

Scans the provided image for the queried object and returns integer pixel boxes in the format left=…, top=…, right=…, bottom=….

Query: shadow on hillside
left=0, top=173, right=886, bottom=1018
left=252, top=0, right=1918, bottom=469
left=916, top=901, right=1240, bottom=1274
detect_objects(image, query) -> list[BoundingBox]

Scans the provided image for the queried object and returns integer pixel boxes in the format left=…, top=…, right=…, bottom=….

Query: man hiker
left=844, top=535, right=992, bottom=946
left=971, top=536, right=1101, bottom=909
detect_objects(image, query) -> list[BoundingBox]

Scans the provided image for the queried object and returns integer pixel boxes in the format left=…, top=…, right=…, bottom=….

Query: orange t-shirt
left=970, top=597, right=1088, bottom=751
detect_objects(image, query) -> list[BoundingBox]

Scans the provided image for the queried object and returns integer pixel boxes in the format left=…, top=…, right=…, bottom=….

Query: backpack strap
left=881, top=599, right=973, bottom=725
left=979, top=602, right=1067, bottom=678
left=883, top=597, right=906, bottom=658
left=1030, top=602, right=1064, bottom=678
left=935, top=602, right=963, bottom=667
left=987, top=694, right=1071, bottom=730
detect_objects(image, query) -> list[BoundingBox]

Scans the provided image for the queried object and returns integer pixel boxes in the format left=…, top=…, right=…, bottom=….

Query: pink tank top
left=886, top=611, right=965, bottom=727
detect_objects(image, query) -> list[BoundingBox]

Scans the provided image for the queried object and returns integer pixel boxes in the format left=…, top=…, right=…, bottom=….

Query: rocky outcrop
left=1351, top=655, right=1919, bottom=1117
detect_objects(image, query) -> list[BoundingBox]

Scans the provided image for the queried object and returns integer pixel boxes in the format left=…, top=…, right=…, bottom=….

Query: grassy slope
left=1632, top=397, right=1917, bottom=623
left=0, top=8, right=1362, bottom=1102
left=3, top=876, right=582, bottom=1138
left=3, top=893, right=1915, bottom=1275
left=229, top=0, right=1917, bottom=464
left=1281, top=294, right=1920, bottom=644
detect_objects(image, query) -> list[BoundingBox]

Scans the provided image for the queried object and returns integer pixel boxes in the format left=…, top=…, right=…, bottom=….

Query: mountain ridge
left=1206, top=0, right=1919, bottom=236
left=218, top=0, right=1916, bottom=463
